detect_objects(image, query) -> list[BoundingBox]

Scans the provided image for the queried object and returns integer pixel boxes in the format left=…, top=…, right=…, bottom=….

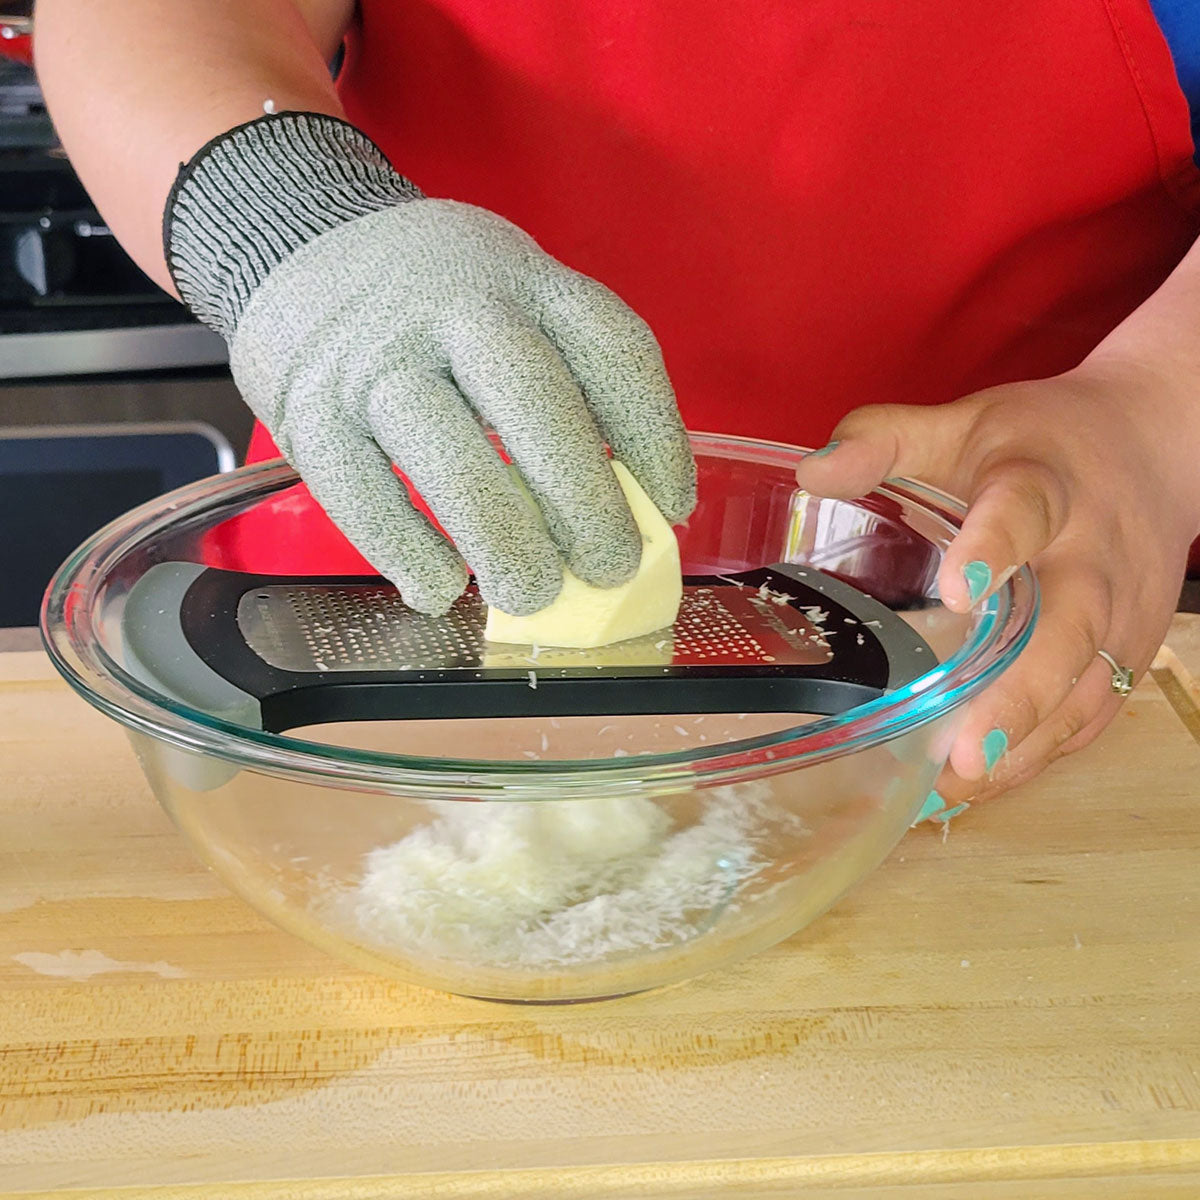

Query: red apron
left=233, top=0, right=1200, bottom=574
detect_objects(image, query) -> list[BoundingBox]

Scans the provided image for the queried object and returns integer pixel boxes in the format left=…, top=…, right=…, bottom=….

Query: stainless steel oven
left=0, top=53, right=252, bottom=626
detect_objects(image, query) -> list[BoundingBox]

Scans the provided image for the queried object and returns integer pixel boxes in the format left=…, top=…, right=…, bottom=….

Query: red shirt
left=333, top=0, right=1200, bottom=444
left=240, top=0, right=1200, bottom=573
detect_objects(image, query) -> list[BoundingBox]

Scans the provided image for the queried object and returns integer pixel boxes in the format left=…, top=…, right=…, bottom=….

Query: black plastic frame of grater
left=149, top=564, right=936, bottom=732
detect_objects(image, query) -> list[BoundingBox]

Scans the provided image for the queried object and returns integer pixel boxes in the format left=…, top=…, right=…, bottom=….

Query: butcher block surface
left=2, top=618, right=1200, bottom=1198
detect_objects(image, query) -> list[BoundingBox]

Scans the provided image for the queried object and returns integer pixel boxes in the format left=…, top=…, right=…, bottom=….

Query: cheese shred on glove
left=164, top=112, right=696, bottom=615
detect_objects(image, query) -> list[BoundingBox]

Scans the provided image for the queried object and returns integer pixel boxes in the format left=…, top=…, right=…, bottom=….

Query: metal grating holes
left=237, top=580, right=828, bottom=674
left=238, top=585, right=489, bottom=672
left=672, top=589, right=766, bottom=661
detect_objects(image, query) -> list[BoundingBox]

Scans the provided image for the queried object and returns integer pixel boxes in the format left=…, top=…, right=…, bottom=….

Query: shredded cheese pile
left=352, top=788, right=786, bottom=968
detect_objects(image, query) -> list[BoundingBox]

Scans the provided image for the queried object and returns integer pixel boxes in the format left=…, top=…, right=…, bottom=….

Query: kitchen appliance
left=0, top=53, right=249, bottom=627
left=0, top=5, right=31, bottom=66
left=0, top=421, right=233, bottom=627
left=0, top=54, right=224, bottom=373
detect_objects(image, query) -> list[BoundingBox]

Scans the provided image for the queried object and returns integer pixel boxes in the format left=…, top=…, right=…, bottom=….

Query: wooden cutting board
left=2, top=619, right=1200, bottom=1199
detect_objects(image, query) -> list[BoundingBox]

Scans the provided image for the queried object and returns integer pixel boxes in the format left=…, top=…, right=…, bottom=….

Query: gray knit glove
left=164, top=113, right=696, bottom=615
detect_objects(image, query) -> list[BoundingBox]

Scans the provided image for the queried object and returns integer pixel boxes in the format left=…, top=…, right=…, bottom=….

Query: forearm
left=34, top=0, right=351, bottom=293
left=1082, top=237, right=1200, bottom=520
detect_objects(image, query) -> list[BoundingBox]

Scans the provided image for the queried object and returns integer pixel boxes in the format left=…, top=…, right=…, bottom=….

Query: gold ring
left=1096, top=649, right=1134, bottom=697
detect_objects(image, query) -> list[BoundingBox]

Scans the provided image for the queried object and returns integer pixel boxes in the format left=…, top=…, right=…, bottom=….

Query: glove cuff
left=163, top=112, right=422, bottom=339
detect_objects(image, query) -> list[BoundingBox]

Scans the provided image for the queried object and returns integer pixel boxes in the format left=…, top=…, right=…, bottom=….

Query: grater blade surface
left=236, top=582, right=835, bottom=675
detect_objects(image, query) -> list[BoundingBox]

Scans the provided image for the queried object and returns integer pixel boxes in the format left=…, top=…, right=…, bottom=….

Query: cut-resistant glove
left=164, top=112, right=697, bottom=615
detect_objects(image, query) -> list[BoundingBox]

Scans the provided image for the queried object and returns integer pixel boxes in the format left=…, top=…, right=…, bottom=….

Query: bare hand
left=795, top=359, right=1200, bottom=806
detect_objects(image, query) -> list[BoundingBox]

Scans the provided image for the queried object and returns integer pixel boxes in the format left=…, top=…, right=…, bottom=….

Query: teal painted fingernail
left=982, top=728, right=1008, bottom=773
left=806, top=440, right=840, bottom=459
left=963, top=560, right=992, bottom=604
left=913, top=790, right=946, bottom=824
left=931, top=802, right=970, bottom=823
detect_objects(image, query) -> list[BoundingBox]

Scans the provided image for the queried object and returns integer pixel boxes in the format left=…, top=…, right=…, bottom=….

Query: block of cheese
left=483, top=461, right=683, bottom=649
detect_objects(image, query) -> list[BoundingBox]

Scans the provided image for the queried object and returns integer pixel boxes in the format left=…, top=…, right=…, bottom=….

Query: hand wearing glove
left=164, top=112, right=696, bottom=615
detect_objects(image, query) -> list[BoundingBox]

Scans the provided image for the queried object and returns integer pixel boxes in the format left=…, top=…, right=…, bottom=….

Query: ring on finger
left=1096, top=649, right=1134, bottom=697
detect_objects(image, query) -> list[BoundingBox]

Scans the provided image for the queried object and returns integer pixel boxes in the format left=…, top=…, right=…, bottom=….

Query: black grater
left=119, top=561, right=934, bottom=733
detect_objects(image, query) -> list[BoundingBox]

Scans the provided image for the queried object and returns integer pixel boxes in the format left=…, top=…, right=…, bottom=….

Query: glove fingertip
left=471, top=527, right=565, bottom=617
left=566, top=520, right=643, bottom=589
left=660, top=474, right=699, bottom=526
left=388, top=560, right=469, bottom=616
left=480, top=564, right=564, bottom=618
left=633, top=453, right=698, bottom=527
left=365, top=526, right=468, bottom=615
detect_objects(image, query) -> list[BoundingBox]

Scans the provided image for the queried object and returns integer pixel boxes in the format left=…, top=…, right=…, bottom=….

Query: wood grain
left=2, top=622, right=1200, bottom=1198
left=1153, top=618, right=1200, bottom=740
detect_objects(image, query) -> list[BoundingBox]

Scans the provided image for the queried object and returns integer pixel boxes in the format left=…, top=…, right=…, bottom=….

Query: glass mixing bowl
left=41, top=433, right=1036, bottom=1002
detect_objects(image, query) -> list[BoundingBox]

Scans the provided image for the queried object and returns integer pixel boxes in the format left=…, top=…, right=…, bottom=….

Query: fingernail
left=963, top=560, right=992, bottom=604
left=982, top=728, right=1008, bottom=774
left=931, top=801, right=970, bottom=823
left=805, top=440, right=841, bottom=459
left=912, top=790, right=946, bottom=824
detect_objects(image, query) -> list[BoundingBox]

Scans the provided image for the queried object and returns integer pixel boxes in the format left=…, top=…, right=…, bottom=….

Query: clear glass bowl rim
left=40, top=432, right=1038, bottom=799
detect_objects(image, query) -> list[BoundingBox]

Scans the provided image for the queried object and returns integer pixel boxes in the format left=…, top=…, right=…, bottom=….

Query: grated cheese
left=351, top=787, right=792, bottom=969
